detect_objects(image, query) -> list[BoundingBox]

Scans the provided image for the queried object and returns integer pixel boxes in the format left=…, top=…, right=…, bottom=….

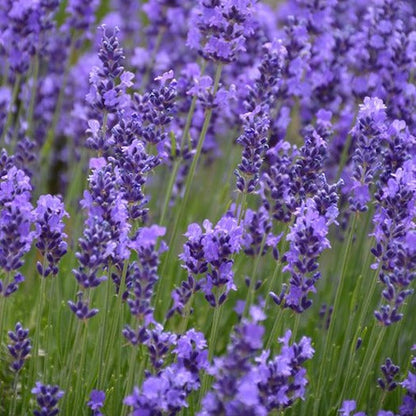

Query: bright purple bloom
left=87, top=390, right=105, bottom=416
left=34, top=195, right=68, bottom=277
left=7, top=322, right=31, bottom=372
left=31, top=381, right=64, bottom=416
left=187, top=0, right=257, bottom=63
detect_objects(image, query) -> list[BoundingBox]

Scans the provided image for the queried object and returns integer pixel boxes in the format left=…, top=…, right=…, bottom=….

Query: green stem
left=159, top=160, right=181, bottom=226
left=199, top=303, right=223, bottom=405
left=354, top=326, right=386, bottom=405
left=27, top=54, right=40, bottom=138
left=243, top=234, right=267, bottom=317
left=155, top=63, right=223, bottom=316
left=1, top=74, right=21, bottom=148
left=313, top=213, right=358, bottom=416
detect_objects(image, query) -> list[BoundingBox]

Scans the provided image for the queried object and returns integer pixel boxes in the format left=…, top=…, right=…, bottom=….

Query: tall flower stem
left=313, top=213, right=358, bottom=416
left=199, top=302, right=223, bottom=406
left=1, top=74, right=21, bottom=147
left=155, top=63, right=223, bottom=315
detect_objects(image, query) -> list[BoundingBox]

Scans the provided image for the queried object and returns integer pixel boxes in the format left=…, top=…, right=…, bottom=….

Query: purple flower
left=31, top=381, right=64, bottom=416
left=34, top=195, right=68, bottom=277
left=87, top=390, right=105, bottom=416
left=0, top=166, right=35, bottom=296
left=274, top=197, right=336, bottom=313
left=7, top=322, right=31, bottom=372
left=187, top=0, right=257, bottom=63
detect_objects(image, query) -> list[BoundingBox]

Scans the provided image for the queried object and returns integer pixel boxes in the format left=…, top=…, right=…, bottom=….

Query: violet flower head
left=34, top=195, right=69, bottom=277
left=87, top=390, right=105, bottom=416
left=377, top=358, right=400, bottom=392
left=400, top=352, right=416, bottom=416
left=276, top=197, right=336, bottom=313
left=176, top=214, right=243, bottom=310
left=0, top=166, right=35, bottom=296
left=187, top=0, right=257, bottom=63
left=348, top=97, right=388, bottom=212
left=66, top=0, right=99, bottom=32
left=7, top=322, right=31, bottom=373
left=68, top=291, right=99, bottom=321
left=31, top=382, right=64, bottom=416
left=371, top=159, right=416, bottom=325
left=86, top=25, right=134, bottom=115
left=124, top=329, right=208, bottom=414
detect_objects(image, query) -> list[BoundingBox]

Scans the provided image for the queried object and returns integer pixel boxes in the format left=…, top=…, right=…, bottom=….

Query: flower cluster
left=7, top=322, right=31, bottom=373
left=200, top=308, right=314, bottom=414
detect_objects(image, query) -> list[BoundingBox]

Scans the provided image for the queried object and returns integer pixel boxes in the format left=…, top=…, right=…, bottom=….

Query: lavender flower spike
left=7, top=322, right=31, bottom=372
left=31, top=382, right=64, bottom=416
left=34, top=195, right=69, bottom=277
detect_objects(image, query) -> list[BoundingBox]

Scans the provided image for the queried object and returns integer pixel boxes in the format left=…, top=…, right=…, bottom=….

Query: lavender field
left=0, top=0, right=415, bottom=415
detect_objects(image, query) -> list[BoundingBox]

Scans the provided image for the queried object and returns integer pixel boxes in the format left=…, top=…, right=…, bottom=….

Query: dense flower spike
left=86, top=25, right=133, bottom=118
left=200, top=308, right=314, bottom=414
left=275, top=197, right=337, bottom=313
left=174, top=214, right=243, bottom=311
left=188, top=0, right=257, bottom=63
left=124, top=329, right=208, bottom=414
left=371, top=159, right=416, bottom=325
left=34, top=195, right=68, bottom=277
left=348, top=97, right=388, bottom=212
left=31, top=382, right=64, bottom=416
left=7, top=322, right=31, bottom=372
left=378, top=358, right=400, bottom=392
left=87, top=390, right=105, bottom=416
left=0, top=166, right=35, bottom=296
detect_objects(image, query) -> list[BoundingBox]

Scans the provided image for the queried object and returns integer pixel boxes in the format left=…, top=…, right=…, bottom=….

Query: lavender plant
left=0, top=0, right=415, bottom=415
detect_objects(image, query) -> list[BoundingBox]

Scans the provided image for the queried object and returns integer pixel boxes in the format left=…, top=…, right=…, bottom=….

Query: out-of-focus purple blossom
left=31, top=381, right=64, bottom=416
left=87, top=390, right=105, bottom=416
left=34, top=195, right=68, bottom=277
left=66, top=0, right=99, bottom=33
left=7, top=322, right=31, bottom=372
left=339, top=400, right=367, bottom=416
left=348, top=97, right=388, bottom=212
left=371, top=159, right=416, bottom=325
left=0, top=166, right=35, bottom=296
left=86, top=25, right=133, bottom=116
left=187, top=0, right=257, bottom=63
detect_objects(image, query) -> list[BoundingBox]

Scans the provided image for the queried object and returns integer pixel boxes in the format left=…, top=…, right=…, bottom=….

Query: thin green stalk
left=313, top=213, right=358, bottom=416
left=199, top=302, right=223, bottom=405
left=155, top=63, right=223, bottom=315
left=1, top=74, right=21, bottom=147
left=243, top=233, right=267, bottom=317
left=122, top=347, right=139, bottom=416
left=74, top=322, right=89, bottom=411
left=10, top=373, right=19, bottom=416
left=354, top=326, right=386, bottom=405
left=32, top=272, right=47, bottom=386
left=27, top=54, right=40, bottom=138
left=159, top=159, right=181, bottom=225
left=97, top=266, right=113, bottom=389
left=266, top=308, right=284, bottom=350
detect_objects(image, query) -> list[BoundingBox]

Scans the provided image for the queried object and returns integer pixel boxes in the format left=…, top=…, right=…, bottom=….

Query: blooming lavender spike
left=31, top=382, right=64, bottom=416
left=187, top=0, right=257, bottom=63
left=34, top=195, right=69, bottom=277
left=124, top=329, right=208, bottom=414
left=7, top=322, right=31, bottom=372
left=280, top=197, right=337, bottom=313
left=378, top=358, right=400, bottom=392
left=68, top=292, right=99, bottom=321
left=0, top=166, right=35, bottom=296
left=87, top=390, right=105, bottom=416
